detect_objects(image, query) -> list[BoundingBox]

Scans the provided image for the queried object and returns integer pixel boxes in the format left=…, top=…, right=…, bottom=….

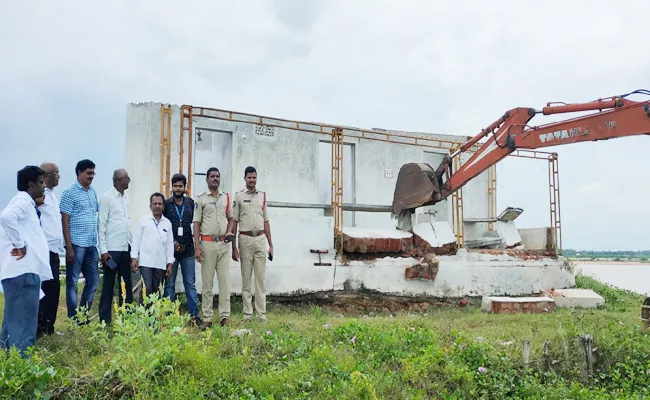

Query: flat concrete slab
left=542, top=288, right=605, bottom=308
left=481, top=296, right=556, bottom=314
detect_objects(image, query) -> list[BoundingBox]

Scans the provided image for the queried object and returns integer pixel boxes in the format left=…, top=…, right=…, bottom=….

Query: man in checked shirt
left=60, top=159, right=100, bottom=323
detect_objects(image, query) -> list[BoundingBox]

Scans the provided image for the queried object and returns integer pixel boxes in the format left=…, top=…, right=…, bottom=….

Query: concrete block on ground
left=541, top=288, right=605, bottom=308
left=481, top=296, right=556, bottom=314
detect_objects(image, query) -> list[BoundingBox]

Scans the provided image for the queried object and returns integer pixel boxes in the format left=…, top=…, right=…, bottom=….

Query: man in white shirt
left=35, top=162, right=64, bottom=337
left=130, top=192, right=174, bottom=298
left=0, top=166, right=53, bottom=357
left=98, top=169, right=133, bottom=324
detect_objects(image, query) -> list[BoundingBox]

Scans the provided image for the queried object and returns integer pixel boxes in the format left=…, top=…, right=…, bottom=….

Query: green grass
left=1, top=275, right=649, bottom=399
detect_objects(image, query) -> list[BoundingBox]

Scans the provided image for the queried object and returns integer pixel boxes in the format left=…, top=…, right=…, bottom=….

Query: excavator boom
left=392, top=90, right=650, bottom=215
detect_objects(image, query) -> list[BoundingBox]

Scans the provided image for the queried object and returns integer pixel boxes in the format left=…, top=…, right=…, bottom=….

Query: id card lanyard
left=175, top=199, right=185, bottom=236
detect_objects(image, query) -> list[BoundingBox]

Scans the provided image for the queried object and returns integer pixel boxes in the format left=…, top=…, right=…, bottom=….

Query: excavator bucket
left=392, top=163, right=443, bottom=216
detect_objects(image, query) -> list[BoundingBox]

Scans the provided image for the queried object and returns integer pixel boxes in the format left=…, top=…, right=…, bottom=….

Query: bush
left=2, top=277, right=650, bottom=398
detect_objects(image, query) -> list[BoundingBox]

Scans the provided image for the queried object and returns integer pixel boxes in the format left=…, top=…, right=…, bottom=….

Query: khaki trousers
left=239, top=234, right=267, bottom=317
left=200, top=241, right=230, bottom=322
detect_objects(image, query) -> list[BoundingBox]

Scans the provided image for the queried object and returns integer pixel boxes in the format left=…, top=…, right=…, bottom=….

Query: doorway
left=193, top=128, right=233, bottom=197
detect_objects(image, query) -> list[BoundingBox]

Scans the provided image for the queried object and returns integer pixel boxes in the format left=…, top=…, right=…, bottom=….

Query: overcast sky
left=1, top=0, right=649, bottom=251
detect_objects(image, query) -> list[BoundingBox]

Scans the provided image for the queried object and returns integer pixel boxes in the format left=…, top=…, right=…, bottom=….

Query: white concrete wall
left=124, top=102, right=502, bottom=297
left=338, top=251, right=575, bottom=297
left=519, top=227, right=556, bottom=250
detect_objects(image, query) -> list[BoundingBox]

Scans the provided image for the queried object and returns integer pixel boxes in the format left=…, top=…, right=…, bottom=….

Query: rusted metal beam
left=266, top=201, right=392, bottom=213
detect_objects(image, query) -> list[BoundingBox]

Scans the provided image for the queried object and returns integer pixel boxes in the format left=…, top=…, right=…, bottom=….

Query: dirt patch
left=269, top=290, right=477, bottom=315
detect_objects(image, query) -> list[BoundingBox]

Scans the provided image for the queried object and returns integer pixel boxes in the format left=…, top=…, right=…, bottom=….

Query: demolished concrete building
left=124, top=102, right=574, bottom=299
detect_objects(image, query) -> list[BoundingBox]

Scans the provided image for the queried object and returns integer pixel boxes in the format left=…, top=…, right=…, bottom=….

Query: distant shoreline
left=573, top=260, right=650, bottom=266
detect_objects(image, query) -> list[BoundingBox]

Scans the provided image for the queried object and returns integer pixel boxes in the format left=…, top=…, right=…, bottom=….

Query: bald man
left=97, top=169, right=133, bottom=324
left=36, top=162, right=64, bottom=337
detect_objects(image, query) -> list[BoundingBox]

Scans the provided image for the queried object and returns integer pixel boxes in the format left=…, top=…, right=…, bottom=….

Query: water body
left=575, top=262, right=650, bottom=296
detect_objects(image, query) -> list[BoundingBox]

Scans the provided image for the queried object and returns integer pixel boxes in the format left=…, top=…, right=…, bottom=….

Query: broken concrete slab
left=495, top=220, right=523, bottom=248
left=481, top=296, right=556, bottom=314
left=411, top=222, right=458, bottom=255
left=342, top=227, right=412, bottom=253
left=541, top=288, right=605, bottom=308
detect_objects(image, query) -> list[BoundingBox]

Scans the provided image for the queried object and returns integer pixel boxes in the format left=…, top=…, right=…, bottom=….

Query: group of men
left=0, top=160, right=273, bottom=356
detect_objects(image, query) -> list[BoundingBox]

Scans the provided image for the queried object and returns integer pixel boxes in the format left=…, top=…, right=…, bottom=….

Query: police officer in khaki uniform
left=193, top=167, right=234, bottom=330
left=227, top=166, right=273, bottom=322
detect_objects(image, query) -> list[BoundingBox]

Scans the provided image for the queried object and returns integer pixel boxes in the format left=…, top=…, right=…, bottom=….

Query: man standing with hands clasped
left=193, top=167, right=234, bottom=330
left=98, top=169, right=133, bottom=325
left=130, top=193, right=174, bottom=298
left=227, top=166, right=273, bottom=323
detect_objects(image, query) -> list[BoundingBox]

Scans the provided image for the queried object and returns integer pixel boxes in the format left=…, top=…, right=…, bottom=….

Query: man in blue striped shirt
left=60, top=159, right=100, bottom=322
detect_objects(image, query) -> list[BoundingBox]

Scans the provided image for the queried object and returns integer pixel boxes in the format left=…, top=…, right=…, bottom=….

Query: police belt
left=239, top=230, right=265, bottom=237
left=200, top=234, right=226, bottom=242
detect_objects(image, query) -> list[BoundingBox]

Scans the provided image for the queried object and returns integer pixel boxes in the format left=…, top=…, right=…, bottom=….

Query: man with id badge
left=163, top=173, right=201, bottom=326
left=130, top=193, right=174, bottom=298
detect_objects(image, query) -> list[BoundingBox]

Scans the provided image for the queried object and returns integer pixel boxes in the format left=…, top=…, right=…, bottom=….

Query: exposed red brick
left=404, top=267, right=420, bottom=279
left=404, top=254, right=439, bottom=281
left=459, top=298, right=469, bottom=307
left=410, top=233, right=458, bottom=256
left=472, top=248, right=558, bottom=260
left=489, top=299, right=555, bottom=314
left=342, top=234, right=412, bottom=254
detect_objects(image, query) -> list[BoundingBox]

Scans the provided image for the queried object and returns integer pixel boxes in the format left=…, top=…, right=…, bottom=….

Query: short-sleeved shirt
left=192, top=191, right=232, bottom=238
left=232, top=188, right=268, bottom=232
left=59, top=181, right=99, bottom=248
left=163, top=196, right=195, bottom=257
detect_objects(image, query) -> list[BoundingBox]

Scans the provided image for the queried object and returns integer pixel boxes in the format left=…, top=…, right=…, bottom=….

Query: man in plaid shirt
left=60, top=159, right=100, bottom=323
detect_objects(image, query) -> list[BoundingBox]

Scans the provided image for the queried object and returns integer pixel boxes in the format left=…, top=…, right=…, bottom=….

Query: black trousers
left=98, top=250, right=133, bottom=324
left=141, top=267, right=166, bottom=299
left=37, top=252, right=61, bottom=337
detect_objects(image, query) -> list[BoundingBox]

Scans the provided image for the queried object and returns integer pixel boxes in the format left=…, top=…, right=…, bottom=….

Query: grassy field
left=1, top=274, right=649, bottom=399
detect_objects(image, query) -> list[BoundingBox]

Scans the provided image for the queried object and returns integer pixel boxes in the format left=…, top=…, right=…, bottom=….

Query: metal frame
left=170, top=105, right=468, bottom=241
left=331, top=127, right=344, bottom=253
left=450, top=144, right=465, bottom=247
left=158, top=104, right=567, bottom=251
left=510, top=149, right=562, bottom=254
left=180, top=105, right=194, bottom=196
left=159, top=104, right=172, bottom=198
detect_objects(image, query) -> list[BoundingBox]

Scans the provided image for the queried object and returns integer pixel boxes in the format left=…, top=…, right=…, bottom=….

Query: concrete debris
left=481, top=296, right=556, bottom=314
left=230, top=329, right=252, bottom=338
left=404, top=254, right=439, bottom=281
left=541, top=288, right=605, bottom=308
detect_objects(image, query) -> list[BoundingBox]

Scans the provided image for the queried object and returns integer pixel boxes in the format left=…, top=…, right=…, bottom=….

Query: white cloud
left=0, top=0, right=649, bottom=250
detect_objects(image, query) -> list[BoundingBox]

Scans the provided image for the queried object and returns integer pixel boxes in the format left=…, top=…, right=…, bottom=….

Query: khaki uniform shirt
left=192, top=191, right=232, bottom=238
left=233, top=188, right=269, bottom=233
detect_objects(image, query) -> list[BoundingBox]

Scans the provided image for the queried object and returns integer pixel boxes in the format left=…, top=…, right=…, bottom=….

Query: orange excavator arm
left=392, top=90, right=650, bottom=215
